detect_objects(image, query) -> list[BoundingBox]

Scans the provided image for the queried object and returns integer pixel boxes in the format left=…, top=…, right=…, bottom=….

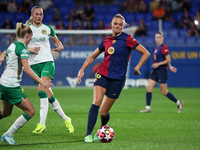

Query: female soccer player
left=26, top=6, right=74, bottom=134
left=139, top=32, right=183, bottom=113
left=77, top=14, right=150, bottom=142
left=0, top=23, right=53, bottom=145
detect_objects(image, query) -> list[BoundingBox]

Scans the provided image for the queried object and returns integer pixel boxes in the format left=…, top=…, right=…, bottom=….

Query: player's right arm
left=21, top=58, right=53, bottom=88
left=0, top=51, right=6, bottom=66
left=78, top=48, right=101, bottom=84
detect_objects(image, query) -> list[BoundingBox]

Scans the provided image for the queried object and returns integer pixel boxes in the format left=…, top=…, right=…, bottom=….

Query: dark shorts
left=94, top=73, right=125, bottom=99
left=30, top=61, right=55, bottom=84
left=149, top=69, right=168, bottom=83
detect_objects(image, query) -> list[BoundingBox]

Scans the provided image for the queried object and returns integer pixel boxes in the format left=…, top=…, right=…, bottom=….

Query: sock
left=101, top=113, right=110, bottom=126
left=146, top=92, right=152, bottom=109
left=176, top=100, right=180, bottom=106
left=166, top=92, right=178, bottom=103
left=5, top=114, right=31, bottom=136
left=50, top=98, right=68, bottom=121
left=86, top=104, right=99, bottom=136
left=48, top=95, right=56, bottom=103
left=38, top=91, right=48, bottom=126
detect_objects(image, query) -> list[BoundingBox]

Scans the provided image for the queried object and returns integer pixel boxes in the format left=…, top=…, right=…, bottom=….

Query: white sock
left=39, top=98, right=49, bottom=126
left=6, top=115, right=27, bottom=136
left=50, top=99, right=68, bottom=121
left=146, top=106, right=151, bottom=110
left=176, top=100, right=180, bottom=106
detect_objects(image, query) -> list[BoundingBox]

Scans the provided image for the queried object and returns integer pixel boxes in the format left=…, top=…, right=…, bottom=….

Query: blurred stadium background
left=0, top=0, right=199, bottom=87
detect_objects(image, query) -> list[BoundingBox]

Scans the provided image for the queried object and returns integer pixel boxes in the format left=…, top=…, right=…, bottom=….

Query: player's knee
left=99, top=111, right=107, bottom=117
left=146, top=86, right=152, bottom=92
left=2, top=112, right=12, bottom=118
left=93, top=98, right=102, bottom=106
left=161, top=90, right=168, bottom=95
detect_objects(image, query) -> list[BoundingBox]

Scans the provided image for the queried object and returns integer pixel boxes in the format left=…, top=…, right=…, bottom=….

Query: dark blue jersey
left=153, top=43, right=170, bottom=70
left=97, top=32, right=139, bottom=79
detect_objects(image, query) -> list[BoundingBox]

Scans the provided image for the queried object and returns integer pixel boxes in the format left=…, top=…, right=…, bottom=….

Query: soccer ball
left=97, top=125, right=115, bottom=143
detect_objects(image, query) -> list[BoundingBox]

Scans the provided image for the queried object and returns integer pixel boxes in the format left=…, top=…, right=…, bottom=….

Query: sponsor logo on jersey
left=112, top=40, right=116, bottom=44
left=43, top=71, right=49, bottom=73
left=22, top=49, right=28, bottom=53
left=41, top=29, right=47, bottom=34
left=165, top=49, right=169, bottom=52
left=108, top=47, right=115, bottom=54
left=32, top=37, right=45, bottom=42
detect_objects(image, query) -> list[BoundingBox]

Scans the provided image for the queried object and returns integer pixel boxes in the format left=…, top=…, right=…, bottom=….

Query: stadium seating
left=168, top=29, right=179, bottom=38
left=0, top=0, right=200, bottom=47
left=185, top=36, right=197, bottom=45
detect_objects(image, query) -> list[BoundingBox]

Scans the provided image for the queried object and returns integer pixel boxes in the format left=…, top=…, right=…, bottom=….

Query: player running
left=0, top=23, right=53, bottom=145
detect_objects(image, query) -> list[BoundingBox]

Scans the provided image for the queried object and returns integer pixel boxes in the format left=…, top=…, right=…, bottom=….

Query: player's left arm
left=51, top=36, right=64, bottom=53
left=134, top=44, right=150, bottom=75
left=168, top=63, right=177, bottom=73
left=0, top=51, right=6, bottom=66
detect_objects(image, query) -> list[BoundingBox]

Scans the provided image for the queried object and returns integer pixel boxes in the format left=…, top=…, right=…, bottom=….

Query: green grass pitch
left=0, top=87, right=199, bottom=150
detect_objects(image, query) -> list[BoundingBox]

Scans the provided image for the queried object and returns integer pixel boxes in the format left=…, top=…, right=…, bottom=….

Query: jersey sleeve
left=126, top=34, right=139, bottom=50
left=15, top=43, right=29, bottom=60
left=48, top=25, right=56, bottom=38
left=161, top=44, right=170, bottom=56
left=98, top=39, right=105, bottom=52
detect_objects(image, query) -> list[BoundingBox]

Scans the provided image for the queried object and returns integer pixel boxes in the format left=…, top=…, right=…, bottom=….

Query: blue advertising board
left=1, top=45, right=199, bottom=87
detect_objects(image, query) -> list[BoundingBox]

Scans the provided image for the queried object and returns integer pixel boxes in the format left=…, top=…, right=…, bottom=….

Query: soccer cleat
left=84, top=135, right=94, bottom=142
left=1, top=133, right=17, bottom=145
left=178, top=101, right=184, bottom=113
left=94, top=133, right=98, bottom=141
left=65, top=117, right=74, bottom=133
left=139, top=109, right=151, bottom=113
left=32, top=123, right=46, bottom=134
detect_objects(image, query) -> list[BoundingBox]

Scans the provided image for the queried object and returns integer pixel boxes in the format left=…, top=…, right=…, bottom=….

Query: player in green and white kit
left=26, top=6, right=74, bottom=134
left=0, top=23, right=53, bottom=145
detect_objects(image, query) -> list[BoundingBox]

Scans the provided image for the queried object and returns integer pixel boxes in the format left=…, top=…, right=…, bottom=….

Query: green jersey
left=28, top=23, right=56, bottom=65
left=0, top=41, right=29, bottom=87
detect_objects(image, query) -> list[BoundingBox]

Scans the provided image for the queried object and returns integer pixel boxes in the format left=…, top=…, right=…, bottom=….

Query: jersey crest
left=108, top=47, right=115, bottom=54
left=41, top=29, right=47, bottom=34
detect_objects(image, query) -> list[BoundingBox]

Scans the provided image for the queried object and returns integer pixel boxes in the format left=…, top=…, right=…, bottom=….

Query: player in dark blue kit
left=140, top=32, right=184, bottom=113
left=77, top=14, right=150, bottom=142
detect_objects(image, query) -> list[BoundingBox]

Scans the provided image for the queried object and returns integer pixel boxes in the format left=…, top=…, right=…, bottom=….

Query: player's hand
left=52, top=48, right=60, bottom=54
left=169, top=66, right=177, bottom=73
left=52, top=45, right=63, bottom=53
left=133, top=67, right=141, bottom=75
left=151, top=63, right=159, bottom=69
left=41, top=80, right=54, bottom=89
left=78, top=70, right=84, bottom=84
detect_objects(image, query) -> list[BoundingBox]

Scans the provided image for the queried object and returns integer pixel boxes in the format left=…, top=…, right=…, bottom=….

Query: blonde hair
left=16, top=22, right=32, bottom=39
left=112, top=14, right=128, bottom=26
left=26, top=6, right=43, bottom=24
